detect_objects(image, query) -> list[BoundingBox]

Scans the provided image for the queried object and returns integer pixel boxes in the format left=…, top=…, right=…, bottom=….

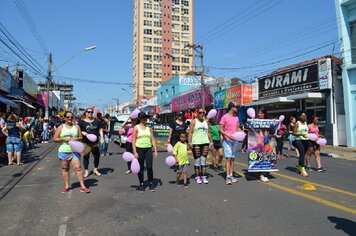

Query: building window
left=144, top=81, right=153, bottom=86
left=154, top=30, right=162, bottom=36
left=182, top=8, right=189, bottom=15
left=144, top=72, right=152, bottom=78
left=143, top=63, right=152, bottom=69
left=143, top=55, right=152, bottom=61
left=144, top=29, right=152, bottom=35
left=154, top=4, right=162, bottom=10
left=182, top=0, right=189, bottom=6
left=144, top=20, right=152, bottom=26
left=172, top=15, right=180, bottom=21
left=182, top=66, right=189, bottom=71
left=172, top=0, right=179, bottom=5
left=182, top=24, right=189, bottom=31
left=154, top=21, right=162, bottom=27
left=154, top=13, right=162, bottom=19
left=351, top=21, right=356, bottom=64
left=144, top=89, right=152, bottom=95
left=153, top=38, right=162, bottom=44
left=144, top=37, right=152, bottom=43
left=172, top=65, right=180, bottom=71
left=172, top=48, right=180, bottom=54
left=153, top=47, right=162, bottom=53
left=181, top=33, right=189, bottom=39
left=172, top=7, right=179, bottom=13
left=181, top=57, right=189, bottom=63
left=182, top=16, right=189, bottom=22
left=153, top=64, right=162, bottom=70
left=144, top=3, right=152, bottom=9
left=144, top=46, right=152, bottom=52
left=144, top=11, right=153, bottom=18
left=154, top=55, right=162, bottom=61
left=172, top=23, right=180, bottom=30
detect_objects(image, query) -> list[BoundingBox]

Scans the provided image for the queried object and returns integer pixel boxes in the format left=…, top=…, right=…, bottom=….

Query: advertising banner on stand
left=152, top=124, right=170, bottom=137
left=171, top=88, right=210, bottom=112
left=214, top=85, right=252, bottom=109
left=247, top=119, right=280, bottom=172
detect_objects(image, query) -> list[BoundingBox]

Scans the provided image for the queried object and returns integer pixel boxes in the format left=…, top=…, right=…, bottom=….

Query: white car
left=111, top=114, right=130, bottom=147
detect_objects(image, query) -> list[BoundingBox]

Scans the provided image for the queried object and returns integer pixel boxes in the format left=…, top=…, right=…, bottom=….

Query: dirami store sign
left=214, top=85, right=253, bottom=109
left=172, top=88, right=210, bottom=112
left=258, top=64, right=319, bottom=99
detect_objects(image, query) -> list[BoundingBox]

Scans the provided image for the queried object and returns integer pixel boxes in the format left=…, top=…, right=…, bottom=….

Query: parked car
left=110, top=114, right=130, bottom=147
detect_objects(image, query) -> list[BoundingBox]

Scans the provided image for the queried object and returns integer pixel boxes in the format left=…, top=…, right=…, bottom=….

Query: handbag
left=288, top=134, right=296, bottom=142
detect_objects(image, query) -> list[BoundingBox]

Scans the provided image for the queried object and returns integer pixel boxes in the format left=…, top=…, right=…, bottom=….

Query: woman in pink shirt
left=122, top=117, right=137, bottom=174
left=306, top=116, right=325, bottom=172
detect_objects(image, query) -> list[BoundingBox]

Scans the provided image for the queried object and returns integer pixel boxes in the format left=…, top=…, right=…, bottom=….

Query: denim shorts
left=58, top=152, right=81, bottom=161
left=6, top=137, right=22, bottom=152
left=222, top=140, right=238, bottom=158
left=177, top=164, right=189, bottom=173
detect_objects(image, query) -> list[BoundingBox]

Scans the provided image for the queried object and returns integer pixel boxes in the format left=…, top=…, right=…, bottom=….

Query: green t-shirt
left=173, top=141, right=189, bottom=165
left=209, top=124, right=220, bottom=141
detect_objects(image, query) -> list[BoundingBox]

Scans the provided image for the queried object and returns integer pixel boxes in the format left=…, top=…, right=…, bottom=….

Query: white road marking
left=58, top=216, right=68, bottom=236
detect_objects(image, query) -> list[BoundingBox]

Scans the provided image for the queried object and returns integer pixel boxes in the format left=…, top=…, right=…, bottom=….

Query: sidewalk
left=320, top=145, right=356, bottom=161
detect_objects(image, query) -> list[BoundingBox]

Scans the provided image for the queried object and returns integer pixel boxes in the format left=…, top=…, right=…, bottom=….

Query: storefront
left=246, top=56, right=344, bottom=146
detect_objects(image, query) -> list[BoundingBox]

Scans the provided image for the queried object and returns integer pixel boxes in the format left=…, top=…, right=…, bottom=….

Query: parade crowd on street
left=0, top=103, right=327, bottom=194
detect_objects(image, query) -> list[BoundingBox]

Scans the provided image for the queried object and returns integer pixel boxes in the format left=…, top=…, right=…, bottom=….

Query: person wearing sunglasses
left=53, top=111, right=90, bottom=193
left=78, top=108, right=105, bottom=178
left=188, top=108, right=213, bottom=184
left=167, top=111, right=188, bottom=147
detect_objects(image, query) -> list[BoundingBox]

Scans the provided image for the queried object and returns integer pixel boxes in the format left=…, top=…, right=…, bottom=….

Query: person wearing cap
left=167, top=111, right=188, bottom=147
left=188, top=108, right=213, bottom=184
left=219, top=102, right=241, bottom=185
left=132, top=111, right=158, bottom=193
left=78, top=108, right=105, bottom=178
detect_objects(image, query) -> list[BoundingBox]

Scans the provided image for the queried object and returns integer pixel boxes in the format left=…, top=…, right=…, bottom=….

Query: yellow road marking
left=234, top=160, right=356, bottom=198
left=157, top=143, right=356, bottom=214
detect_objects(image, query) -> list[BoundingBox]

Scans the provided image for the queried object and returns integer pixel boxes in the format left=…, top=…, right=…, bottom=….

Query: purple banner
left=172, top=88, right=210, bottom=112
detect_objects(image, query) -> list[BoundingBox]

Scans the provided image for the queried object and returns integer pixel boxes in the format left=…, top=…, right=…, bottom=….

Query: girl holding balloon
left=122, top=116, right=137, bottom=174
left=173, top=132, right=189, bottom=188
left=306, top=116, right=326, bottom=172
left=53, top=111, right=90, bottom=193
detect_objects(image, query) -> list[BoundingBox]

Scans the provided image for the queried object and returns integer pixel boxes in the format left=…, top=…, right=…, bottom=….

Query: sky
left=0, top=0, right=338, bottom=111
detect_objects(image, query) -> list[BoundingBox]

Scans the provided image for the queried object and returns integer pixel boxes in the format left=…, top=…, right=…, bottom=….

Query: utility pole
left=185, top=44, right=205, bottom=109
left=112, top=98, right=120, bottom=115
left=45, top=53, right=52, bottom=119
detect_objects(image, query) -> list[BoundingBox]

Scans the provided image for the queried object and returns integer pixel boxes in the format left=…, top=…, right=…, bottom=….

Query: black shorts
left=213, top=140, right=222, bottom=150
left=311, top=140, right=320, bottom=149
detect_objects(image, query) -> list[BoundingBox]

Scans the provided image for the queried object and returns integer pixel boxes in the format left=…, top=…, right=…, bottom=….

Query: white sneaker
left=201, top=176, right=208, bottom=184
left=195, top=176, right=202, bottom=184
left=226, top=177, right=232, bottom=185
left=260, top=175, right=269, bottom=183
left=231, top=176, right=238, bottom=183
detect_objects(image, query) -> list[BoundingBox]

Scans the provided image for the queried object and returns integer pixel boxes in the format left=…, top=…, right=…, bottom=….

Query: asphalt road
left=0, top=139, right=355, bottom=236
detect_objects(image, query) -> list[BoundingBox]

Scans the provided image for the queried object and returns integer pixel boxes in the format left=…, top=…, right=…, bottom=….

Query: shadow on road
left=285, top=166, right=298, bottom=174
left=98, top=167, right=114, bottom=175
left=328, top=216, right=356, bottom=236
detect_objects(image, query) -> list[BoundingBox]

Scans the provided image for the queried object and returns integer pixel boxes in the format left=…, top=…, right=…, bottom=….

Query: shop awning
left=245, top=97, right=295, bottom=106
left=13, top=100, right=35, bottom=109
left=0, top=95, right=19, bottom=109
left=286, top=92, right=324, bottom=100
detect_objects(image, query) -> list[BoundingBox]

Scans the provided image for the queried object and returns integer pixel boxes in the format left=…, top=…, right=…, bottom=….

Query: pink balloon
left=316, top=138, right=327, bottom=145
left=131, top=158, right=140, bottom=174
left=167, top=144, right=173, bottom=153
left=279, top=115, right=285, bottom=122
left=165, top=156, right=176, bottom=166
left=130, top=109, right=140, bottom=119
left=86, top=134, right=97, bottom=142
left=122, top=152, right=134, bottom=162
left=69, top=141, right=84, bottom=153
left=232, top=131, right=246, bottom=141
left=206, top=109, right=217, bottom=119
left=307, top=133, right=318, bottom=141
left=247, top=108, right=255, bottom=118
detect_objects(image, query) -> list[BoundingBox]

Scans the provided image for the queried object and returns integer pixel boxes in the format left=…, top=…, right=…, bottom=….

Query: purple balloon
left=247, top=108, right=256, bottom=119
left=232, top=131, right=246, bottom=141
left=69, top=141, right=84, bottom=153
left=206, top=109, right=217, bottom=119
left=316, top=138, right=327, bottom=145
left=165, top=156, right=176, bottom=167
left=167, top=144, right=173, bottom=153
left=130, top=109, right=140, bottom=119
left=279, top=115, right=285, bottom=122
left=122, top=152, right=134, bottom=162
left=86, top=134, right=97, bottom=142
left=131, top=158, right=140, bottom=174
left=307, top=133, right=318, bottom=141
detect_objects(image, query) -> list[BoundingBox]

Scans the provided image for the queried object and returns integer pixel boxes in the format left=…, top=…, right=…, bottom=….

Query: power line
left=13, top=0, right=48, bottom=54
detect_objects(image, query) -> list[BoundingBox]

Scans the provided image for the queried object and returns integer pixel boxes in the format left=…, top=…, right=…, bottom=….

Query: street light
left=45, top=45, right=96, bottom=119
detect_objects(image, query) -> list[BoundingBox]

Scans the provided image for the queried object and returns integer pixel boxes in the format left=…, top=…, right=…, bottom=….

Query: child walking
left=173, top=132, right=189, bottom=189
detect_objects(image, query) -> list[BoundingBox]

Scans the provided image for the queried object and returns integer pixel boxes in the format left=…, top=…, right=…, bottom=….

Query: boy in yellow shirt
left=173, top=132, right=189, bottom=189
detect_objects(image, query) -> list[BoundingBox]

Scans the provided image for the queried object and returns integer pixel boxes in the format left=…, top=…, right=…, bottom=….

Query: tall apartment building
left=132, top=0, right=194, bottom=105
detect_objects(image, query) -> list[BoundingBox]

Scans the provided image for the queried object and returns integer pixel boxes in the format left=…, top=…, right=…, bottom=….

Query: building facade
left=335, top=0, right=356, bottom=147
left=132, top=0, right=194, bottom=105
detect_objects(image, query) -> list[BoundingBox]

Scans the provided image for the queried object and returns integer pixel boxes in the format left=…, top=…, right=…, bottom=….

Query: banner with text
left=214, top=84, right=252, bottom=109
left=247, top=119, right=280, bottom=172
left=171, top=88, right=210, bottom=112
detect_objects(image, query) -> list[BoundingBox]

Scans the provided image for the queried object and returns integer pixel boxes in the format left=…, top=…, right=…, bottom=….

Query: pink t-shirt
left=308, top=124, right=319, bottom=136
left=220, top=113, right=239, bottom=140
left=126, top=128, right=133, bottom=143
